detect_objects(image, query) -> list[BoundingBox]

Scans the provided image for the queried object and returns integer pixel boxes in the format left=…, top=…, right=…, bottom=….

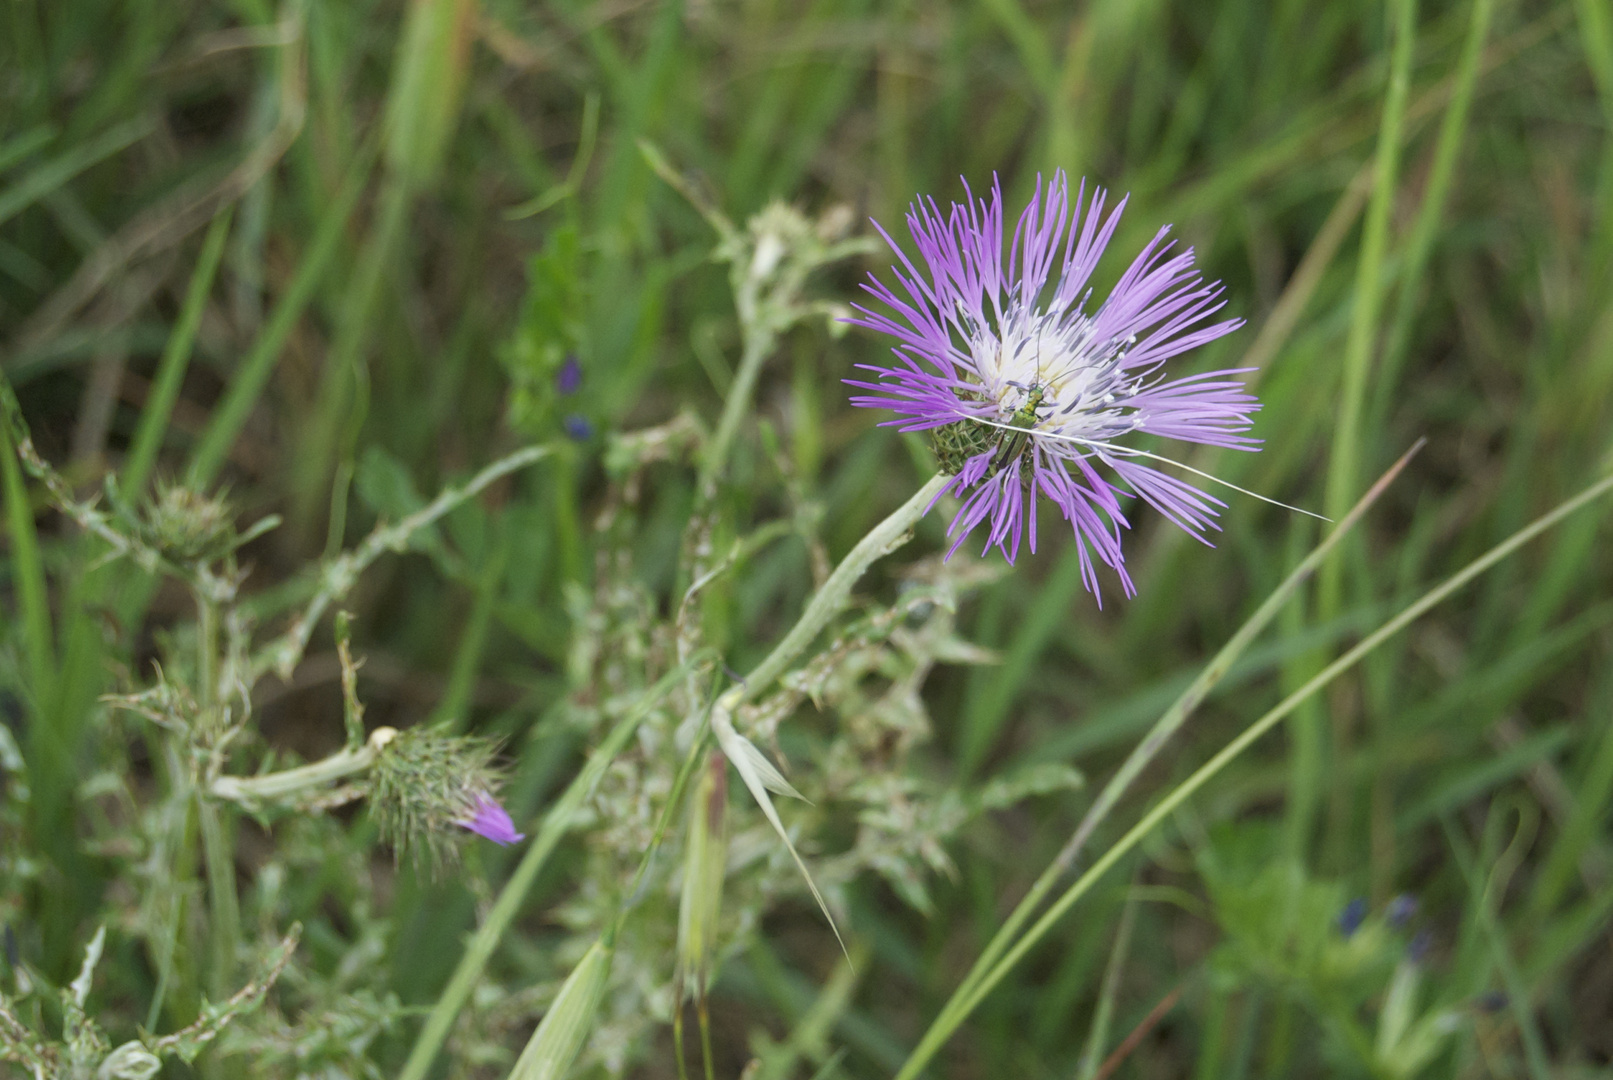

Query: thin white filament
left=962, top=415, right=1332, bottom=522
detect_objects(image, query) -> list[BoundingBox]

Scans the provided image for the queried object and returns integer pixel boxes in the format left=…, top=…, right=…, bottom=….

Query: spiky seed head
left=365, top=722, right=507, bottom=870
left=141, top=482, right=237, bottom=562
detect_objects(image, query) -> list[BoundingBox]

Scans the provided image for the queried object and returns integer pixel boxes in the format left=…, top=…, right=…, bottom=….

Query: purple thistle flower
left=457, top=792, right=525, bottom=845
left=846, top=171, right=1260, bottom=598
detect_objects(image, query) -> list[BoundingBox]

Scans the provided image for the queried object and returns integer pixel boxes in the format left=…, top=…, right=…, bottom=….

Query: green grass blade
left=123, top=205, right=233, bottom=494
left=0, top=380, right=54, bottom=696
left=0, top=115, right=153, bottom=229
left=926, top=446, right=1422, bottom=1044
left=186, top=144, right=373, bottom=488
left=897, top=466, right=1613, bottom=1080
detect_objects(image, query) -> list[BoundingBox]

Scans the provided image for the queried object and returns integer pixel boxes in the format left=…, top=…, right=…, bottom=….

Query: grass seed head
left=508, top=938, right=613, bottom=1080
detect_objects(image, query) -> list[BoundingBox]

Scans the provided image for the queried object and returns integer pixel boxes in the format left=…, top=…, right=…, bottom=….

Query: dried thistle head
left=365, top=724, right=517, bottom=869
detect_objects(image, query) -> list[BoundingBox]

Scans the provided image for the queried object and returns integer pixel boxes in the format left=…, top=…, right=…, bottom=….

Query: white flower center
left=969, top=306, right=1143, bottom=446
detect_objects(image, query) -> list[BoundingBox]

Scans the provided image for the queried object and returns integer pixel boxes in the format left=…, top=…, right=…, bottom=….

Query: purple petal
left=847, top=169, right=1261, bottom=595
left=458, top=793, right=525, bottom=845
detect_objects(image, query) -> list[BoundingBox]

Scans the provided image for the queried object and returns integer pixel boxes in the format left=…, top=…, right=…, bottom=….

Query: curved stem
left=736, top=473, right=949, bottom=705
left=208, top=739, right=379, bottom=806
left=698, top=322, right=774, bottom=498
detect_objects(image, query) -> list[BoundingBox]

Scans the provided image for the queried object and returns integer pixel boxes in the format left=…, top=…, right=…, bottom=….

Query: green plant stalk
left=735, top=473, right=950, bottom=705
left=196, top=591, right=219, bottom=717
left=145, top=745, right=198, bottom=1031
left=895, top=467, right=1613, bottom=1080
left=0, top=385, right=54, bottom=697
left=698, top=314, right=775, bottom=497
left=398, top=660, right=704, bottom=1080
left=1319, top=0, right=1417, bottom=576
left=209, top=739, right=379, bottom=805
left=1369, top=0, right=1495, bottom=424
left=1441, top=814, right=1552, bottom=1080
left=926, top=446, right=1419, bottom=1036
left=294, top=177, right=408, bottom=546
left=197, top=798, right=239, bottom=1000
left=1312, top=0, right=1419, bottom=862
left=1074, top=880, right=1139, bottom=1080
left=187, top=142, right=376, bottom=488
left=124, top=206, right=233, bottom=494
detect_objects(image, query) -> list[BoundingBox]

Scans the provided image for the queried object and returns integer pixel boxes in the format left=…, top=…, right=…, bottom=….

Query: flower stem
left=198, top=798, right=239, bottom=999
left=208, top=734, right=383, bottom=806
left=697, top=322, right=774, bottom=498
left=734, top=472, right=948, bottom=705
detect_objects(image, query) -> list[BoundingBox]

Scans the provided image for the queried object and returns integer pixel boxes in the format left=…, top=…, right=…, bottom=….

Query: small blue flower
left=1407, top=929, right=1433, bottom=964
left=1337, top=897, right=1367, bottom=939
left=556, top=353, right=583, bottom=396
left=1386, top=893, right=1418, bottom=928
left=563, top=414, right=594, bottom=441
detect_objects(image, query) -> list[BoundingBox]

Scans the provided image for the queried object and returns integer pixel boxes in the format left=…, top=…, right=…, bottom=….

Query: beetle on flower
left=847, top=170, right=1261, bottom=597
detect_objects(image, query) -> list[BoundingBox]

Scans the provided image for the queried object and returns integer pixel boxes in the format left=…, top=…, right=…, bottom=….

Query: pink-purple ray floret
left=845, top=170, right=1260, bottom=599
left=457, top=792, right=525, bottom=845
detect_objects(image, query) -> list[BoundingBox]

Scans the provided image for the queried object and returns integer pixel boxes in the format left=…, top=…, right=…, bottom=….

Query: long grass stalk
left=924, top=446, right=1421, bottom=1040
left=1371, top=0, right=1495, bottom=418
left=895, top=467, right=1613, bottom=1079
left=186, top=143, right=375, bottom=488
left=123, top=206, right=233, bottom=494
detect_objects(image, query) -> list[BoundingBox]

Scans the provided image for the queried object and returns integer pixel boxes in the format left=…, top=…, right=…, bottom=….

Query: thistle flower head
left=848, top=170, right=1260, bottom=597
left=366, top=723, right=518, bottom=867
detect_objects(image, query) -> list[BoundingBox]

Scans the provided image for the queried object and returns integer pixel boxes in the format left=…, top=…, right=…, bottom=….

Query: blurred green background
left=4, top=0, right=1613, bottom=1075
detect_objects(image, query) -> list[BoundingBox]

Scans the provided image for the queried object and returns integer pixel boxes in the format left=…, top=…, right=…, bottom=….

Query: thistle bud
left=507, top=939, right=613, bottom=1080
left=366, top=722, right=513, bottom=868
left=141, top=482, right=236, bottom=562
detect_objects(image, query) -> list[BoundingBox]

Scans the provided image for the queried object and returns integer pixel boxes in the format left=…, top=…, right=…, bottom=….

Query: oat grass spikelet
left=848, top=170, right=1260, bottom=596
